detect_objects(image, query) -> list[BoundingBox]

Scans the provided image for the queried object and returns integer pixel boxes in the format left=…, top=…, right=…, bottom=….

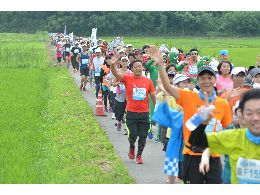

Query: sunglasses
left=121, top=60, right=128, bottom=62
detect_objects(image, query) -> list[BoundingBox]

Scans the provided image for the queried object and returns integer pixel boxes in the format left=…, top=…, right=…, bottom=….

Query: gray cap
left=197, top=66, right=216, bottom=77
left=243, top=76, right=253, bottom=87
left=249, top=68, right=260, bottom=78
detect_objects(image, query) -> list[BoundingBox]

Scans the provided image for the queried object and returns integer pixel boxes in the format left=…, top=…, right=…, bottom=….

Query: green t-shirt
left=207, top=129, right=260, bottom=184
left=146, top=60, right=158, bottom=88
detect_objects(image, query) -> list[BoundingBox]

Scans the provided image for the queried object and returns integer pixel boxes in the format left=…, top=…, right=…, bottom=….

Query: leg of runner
left=94, top=76, right=101, bottom=98
left=136, top=119, right=150, bottom=164
left=126, top=112, right=150, bottom=164
left=102, top=89, right=108, bottom=112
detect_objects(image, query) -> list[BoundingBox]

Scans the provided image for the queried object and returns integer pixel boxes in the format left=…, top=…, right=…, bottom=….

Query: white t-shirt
left=209, top=60, right=219, bottom=71
left=92, top=56, right=105, bottom=76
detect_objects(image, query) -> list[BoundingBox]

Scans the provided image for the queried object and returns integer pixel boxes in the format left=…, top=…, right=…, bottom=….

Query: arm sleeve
left=176, top=63, right=185, bottom=72
left=145, top=60, right=154, bottom=69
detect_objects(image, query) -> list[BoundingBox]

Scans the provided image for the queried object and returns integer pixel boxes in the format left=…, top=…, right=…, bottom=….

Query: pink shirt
left=216, top=75, right=233, bottom=92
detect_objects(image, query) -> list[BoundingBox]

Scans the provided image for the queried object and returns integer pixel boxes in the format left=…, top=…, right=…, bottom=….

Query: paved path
left=69, top=67, right=166, bottom=184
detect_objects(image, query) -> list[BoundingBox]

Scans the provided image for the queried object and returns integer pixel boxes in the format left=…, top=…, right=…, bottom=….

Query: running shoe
left=112, top=113, right=116, bottom=119
left=128, top=148, right=135, bottom=160
left=147, top=132, right=153, bottom=139
left=117, top=122, right=121, bottom=131
left=124, top=129, right=128, bottom=135
left=136, top=155, right=144, bottom=164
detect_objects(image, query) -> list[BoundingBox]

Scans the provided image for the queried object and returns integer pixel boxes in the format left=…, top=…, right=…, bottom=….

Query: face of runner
left=177, top=79, right=191, bottom=89
left=232, top=72, right=246, bottom=88
left=220, top=62, right=231, bottom=76
left=253, top=73, right=260, bottom=84
left=197, top=72, right=216, bottom=95
left=121, top=59, right=129, bottom=69
left=190, top=51, right=198, bottom=60
left=127, top=46, right=133, bottom=52
left=82, top=45, right=87, bottom=52
left=96, top=52, right=101, bottom=57
left=221, top=54, right=228, bottom=61
left=132, top=61, right=143, bottom=77
left=242, top=99, right=260, bottom=136
left=128, top=55, right=135, bottom=63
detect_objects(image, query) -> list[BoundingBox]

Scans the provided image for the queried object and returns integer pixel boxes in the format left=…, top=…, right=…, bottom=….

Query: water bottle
left=215, top=120, right=223, bottom=132
left=186, top=105, right=215, bottom=131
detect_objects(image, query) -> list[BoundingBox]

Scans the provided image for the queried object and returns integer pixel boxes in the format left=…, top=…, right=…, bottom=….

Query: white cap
left=118, top=49, right=125, bottom=53
left=95, top=48, right=101, bottom=53
left=231, top=67, right=246, bottom=76
left=126, top=44, right=132, bottom=47
left=173, top=74, right=191, bottom=85
left=121, top=56, right=130, bottom=64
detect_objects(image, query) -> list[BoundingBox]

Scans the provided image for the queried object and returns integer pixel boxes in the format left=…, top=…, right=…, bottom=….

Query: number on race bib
left=189, top=66, right=198, bottom=75
left=236, top=157, right=260, bottom=184
left=82, top=59, right=89, bottom=64
left=132, top=88, right=146, bottom=100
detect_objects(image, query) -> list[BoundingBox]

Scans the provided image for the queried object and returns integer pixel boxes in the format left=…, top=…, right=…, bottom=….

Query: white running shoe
left=112, top=113, right=116, bottom=119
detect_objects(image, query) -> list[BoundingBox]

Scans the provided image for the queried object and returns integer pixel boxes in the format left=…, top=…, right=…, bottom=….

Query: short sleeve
left=220, top=99, right=232, bottom=128
left=207, top=129, right=242, bottom=155
left=122, top=75, right=129, bottom=85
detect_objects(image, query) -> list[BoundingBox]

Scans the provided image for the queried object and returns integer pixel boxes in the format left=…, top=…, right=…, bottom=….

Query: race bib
left=74, top=49, right=79, bottom=53
left=204, top=118, right=217, bottom=132
left=236, top=157, right=260, bottom=184
left=65, top=47, right=70, bottom=52
left=119, top=83, right=125, bottom=91
left=82, top=59, right=89, bottom=64
left=132, top=88, right=146, bottom=100
left=189, top=65, right=198, bottom=75
left=94, top=68, right=101, bottom=76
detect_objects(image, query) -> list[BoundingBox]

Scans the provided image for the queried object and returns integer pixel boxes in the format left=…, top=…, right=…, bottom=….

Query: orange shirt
left=122, top=75, right=155, bottom=112
left=176, top=89, right=232, bottom=156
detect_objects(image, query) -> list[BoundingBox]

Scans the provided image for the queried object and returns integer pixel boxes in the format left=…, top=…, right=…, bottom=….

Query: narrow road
left=69, top=67, right=167, bottom=184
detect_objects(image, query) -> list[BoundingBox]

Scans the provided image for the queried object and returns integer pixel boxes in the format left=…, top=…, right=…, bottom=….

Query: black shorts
left=183, top=154, right=222, bottom=184
left=80, top=68, right=89, bottom=76
left=57, top=57, right=62, bottom=62
left=71, top=58, right=79, bottom=69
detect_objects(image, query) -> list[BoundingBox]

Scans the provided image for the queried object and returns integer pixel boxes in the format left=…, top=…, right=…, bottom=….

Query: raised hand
left=156, top=79, right=166, bottom=92
left=197, top=92, right=215, bottom=123
left=148, top=45, right=164, bottom=66
left=106, top=54, right=119, bottom=66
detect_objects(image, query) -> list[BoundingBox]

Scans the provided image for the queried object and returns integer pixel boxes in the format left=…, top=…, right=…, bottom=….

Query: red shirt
left=122, top=75, right=155, bottom=112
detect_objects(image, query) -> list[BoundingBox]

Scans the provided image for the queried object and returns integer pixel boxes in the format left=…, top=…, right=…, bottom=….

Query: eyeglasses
left=121, top=60, right=128, bottom=62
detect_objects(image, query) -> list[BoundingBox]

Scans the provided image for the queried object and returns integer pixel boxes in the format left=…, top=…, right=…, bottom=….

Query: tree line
left=0, top=11, right=260, bottom=37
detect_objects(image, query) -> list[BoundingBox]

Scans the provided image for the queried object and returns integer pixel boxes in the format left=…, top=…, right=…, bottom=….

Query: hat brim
left=197, top=69, right=216, bottom=77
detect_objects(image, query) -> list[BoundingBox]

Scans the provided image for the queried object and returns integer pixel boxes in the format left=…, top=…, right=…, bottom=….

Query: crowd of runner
left=49, top=33, right=260, bottom=184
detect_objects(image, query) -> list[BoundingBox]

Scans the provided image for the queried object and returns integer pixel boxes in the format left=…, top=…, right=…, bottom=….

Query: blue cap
left=220, top=50, right=228, bottom=55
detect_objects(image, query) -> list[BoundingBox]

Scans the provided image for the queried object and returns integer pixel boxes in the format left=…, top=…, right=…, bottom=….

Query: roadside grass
left=39, top=67, right=135, bottom=183
left=102, top=36, right=260, bottom=67
left=0, top=33, right=135, bottom=184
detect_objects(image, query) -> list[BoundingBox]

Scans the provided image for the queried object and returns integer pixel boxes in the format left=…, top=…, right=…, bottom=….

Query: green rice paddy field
left=103, top=36, right=260, bottom=67
left=0, top=33, right=134, bottom=183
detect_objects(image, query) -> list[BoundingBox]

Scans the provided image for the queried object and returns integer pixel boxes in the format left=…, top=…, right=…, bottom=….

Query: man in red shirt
left=108, top=57, right=156, bottom=164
